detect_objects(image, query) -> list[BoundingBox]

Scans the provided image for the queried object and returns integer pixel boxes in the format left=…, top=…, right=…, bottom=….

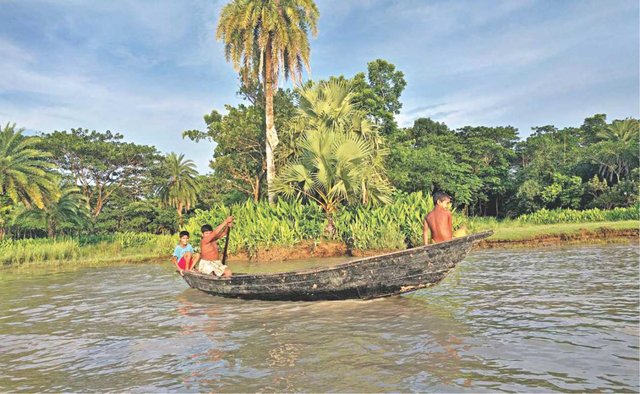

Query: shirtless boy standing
left=423, top=192, right=453, bottom=245
left=198, top=216, right=234, bottom=277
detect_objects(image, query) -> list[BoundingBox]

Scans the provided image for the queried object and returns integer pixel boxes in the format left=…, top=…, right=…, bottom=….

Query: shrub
left=185, top=191, right=464, bottom=253
left=518, top=205, right=640, bottom=224
left=186, top=199, right=325, bottom=257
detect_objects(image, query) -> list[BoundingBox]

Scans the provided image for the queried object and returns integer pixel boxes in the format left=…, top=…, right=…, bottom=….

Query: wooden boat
left=181, top=231, right=493, bottom=301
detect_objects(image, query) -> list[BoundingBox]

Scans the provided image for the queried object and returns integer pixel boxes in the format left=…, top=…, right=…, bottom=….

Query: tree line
left=1, top=59, right=636, bottom=239
left=184, top=57, right=639, bottom=217
left=0, top=59, right=640, bottom=240
left=1, top=0, right=637, bottom=240
left=0, top=125, right=199, bottom=238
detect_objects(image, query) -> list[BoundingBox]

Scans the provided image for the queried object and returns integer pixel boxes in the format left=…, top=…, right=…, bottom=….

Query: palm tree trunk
left=93, top=190, right=106, bottom=218
left=325, top=213, right=336, bottom=237
left=177, top=202, right=184, bottom=227
left=264, top=38, right=279, bottom=205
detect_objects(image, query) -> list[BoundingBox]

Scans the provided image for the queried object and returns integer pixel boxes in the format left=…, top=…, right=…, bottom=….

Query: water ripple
left=0, top=244, right=638, bottom=392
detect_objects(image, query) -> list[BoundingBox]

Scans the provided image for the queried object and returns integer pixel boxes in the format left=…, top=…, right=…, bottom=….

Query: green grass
left=0, top=233, right=174, bottom=268
left=486, top=220, right=638, bottom=241
left=517, top=206, right=639, bottom=224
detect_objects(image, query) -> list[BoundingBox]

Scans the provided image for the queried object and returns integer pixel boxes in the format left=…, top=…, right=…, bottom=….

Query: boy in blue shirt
left=172, top=230, right=199, bottom=276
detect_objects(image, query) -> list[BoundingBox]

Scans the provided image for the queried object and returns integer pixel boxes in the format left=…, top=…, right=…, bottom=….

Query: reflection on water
left=0, top=244, right=638, bottom=392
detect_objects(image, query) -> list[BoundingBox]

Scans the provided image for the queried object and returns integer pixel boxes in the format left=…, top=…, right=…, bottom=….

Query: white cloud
left=0, top=1, right=241, bottom=172
left=400, top=59, right=638, bottom=134
left=0, top=34, right=217, bottom=171
left=387, top=0, right=639, bottom=134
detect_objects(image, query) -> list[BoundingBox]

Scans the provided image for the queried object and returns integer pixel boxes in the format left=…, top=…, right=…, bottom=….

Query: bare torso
left=199, top=218, right=232, bottom=262
left=201, top=235, right=221, bottom=261
left=425, top=206, right=452, bottom=243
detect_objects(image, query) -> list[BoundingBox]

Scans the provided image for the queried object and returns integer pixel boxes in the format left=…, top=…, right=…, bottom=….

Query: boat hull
left=181, top=231, right=492, bottom=301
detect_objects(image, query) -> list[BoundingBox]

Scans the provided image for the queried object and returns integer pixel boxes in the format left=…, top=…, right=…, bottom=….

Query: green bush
left=186, top=191, right=462, bottom=253
left=518, top=205, right=640, bottom=224
left=6, top=193, right=635, bottom=266
left=334, top=192, right=433, bottom=250
left=186, top=193, right=638, bottom=253
left=186, top=199, right=325, bottom=257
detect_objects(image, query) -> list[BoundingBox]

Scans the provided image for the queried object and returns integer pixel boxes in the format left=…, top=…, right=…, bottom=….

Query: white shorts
left=198, top=259, right=227, bottom=277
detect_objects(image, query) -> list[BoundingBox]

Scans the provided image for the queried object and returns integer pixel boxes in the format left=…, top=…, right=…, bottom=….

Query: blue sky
left=1, top=0, right=638, bottom=172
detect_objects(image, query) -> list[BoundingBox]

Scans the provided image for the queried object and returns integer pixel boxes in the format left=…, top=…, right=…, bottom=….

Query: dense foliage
left=186, top=192, right=464, bottom=257
left=1, top=128, right=180, bottom=238
left=1, top=22, right=637, bottom=250
left=517, top=206, right=639, bottom=225
left=37, top=129, right=161, bottom=218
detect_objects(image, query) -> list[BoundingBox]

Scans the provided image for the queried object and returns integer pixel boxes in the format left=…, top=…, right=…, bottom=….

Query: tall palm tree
left=594, top=118, right=640, bottom=182
left=274, top=129, right=392, bottom=234
left=0, top=122, right=58, bottom=210
left=18, top=186, right=90, bottom=238
left=217, top=0, right=319, bottom=204
left=157, top=153, right=200, bottom=226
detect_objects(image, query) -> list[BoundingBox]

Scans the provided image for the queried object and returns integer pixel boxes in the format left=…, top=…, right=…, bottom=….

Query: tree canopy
left=0, top=123, right=59, bottom=210
left=2, top=55, right=638, bottom=240
left=216, top=0, right=319, bottom=203
left=157, top=153, right=201, bottom=226
left=38, top=129, right=160, bottom=218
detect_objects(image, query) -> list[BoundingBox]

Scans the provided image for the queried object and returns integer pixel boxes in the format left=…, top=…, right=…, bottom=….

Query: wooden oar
left=221, top=209, right=232, bottom=266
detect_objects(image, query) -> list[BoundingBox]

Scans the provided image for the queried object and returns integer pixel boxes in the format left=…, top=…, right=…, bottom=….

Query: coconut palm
left=216, top=0, right=319, bottom=204
left=157, top=153, right=200, bottom=226
left=18, top=186, right=90, bottom=237
left=0, top=122, right=58, bottom=210
left=594, top=118, right=640, bottom=182
left=274, top=129, right=392, bottom=234
left=598, top=118, right=639, bottom=144
left=0, top=195, right=17, bottom=239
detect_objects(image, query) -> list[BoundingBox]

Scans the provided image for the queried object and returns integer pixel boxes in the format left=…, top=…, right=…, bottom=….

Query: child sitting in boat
left=424, top=192, right=453, bottom=245
left=172, top=230, right=199, bottom=276
left=198, top=217, right=233, bottom=278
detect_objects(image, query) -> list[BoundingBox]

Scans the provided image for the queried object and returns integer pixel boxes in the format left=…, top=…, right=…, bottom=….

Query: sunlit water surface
left=1, top=244, right=638, bottom=392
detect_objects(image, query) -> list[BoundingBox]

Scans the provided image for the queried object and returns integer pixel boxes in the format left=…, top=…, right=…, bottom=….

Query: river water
left=1, top=244, right=638, bottom=392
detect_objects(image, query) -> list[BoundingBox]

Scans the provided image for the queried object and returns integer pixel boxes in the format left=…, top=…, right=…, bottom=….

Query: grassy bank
left=2, top=200, right=638, bottom=268
left=185, top=196, right=639, bottom=257
left=236, top=220, right=639, bottom=261
left=0, top=232, right=174, bottom=268
left=482, top=220, right=638, bottom=241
